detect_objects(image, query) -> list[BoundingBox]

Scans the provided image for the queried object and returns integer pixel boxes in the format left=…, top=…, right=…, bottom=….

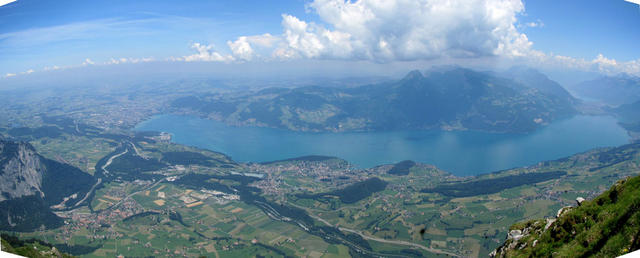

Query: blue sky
left=0, top=0, right=308, bottom=72
left=0, top=0, right=639, bottom=78
left=522, top=0, right=640, bottom=61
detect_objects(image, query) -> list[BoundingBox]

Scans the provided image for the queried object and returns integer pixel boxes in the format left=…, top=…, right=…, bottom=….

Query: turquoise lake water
left=135, top=114, right=630, bottom=176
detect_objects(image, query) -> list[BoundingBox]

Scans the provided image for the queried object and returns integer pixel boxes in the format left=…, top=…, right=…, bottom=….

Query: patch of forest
left=421, top=171, right=566, bottom=197
left=0, top=195, right=62, bottom=231
left=296, top=177, right=388, bottom=204
left=162, top=151, right=228, bottom=167
left=387, top=160, right=416, bottom=175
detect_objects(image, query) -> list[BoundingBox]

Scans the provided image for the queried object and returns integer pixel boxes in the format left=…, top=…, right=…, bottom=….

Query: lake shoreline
left=134, top=114, right=630, bottom=176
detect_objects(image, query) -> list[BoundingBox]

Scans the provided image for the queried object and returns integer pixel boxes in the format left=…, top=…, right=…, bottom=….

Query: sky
left=0, top=0, right=639, bottom=80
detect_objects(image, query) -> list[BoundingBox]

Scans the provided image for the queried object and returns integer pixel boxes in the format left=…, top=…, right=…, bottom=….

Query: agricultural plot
left=30, top=136, right=117, bottom=175
left=278, top=146, right=640, bottom=256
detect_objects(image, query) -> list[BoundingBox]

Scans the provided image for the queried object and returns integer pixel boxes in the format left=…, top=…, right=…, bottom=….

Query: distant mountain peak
left=573, top=74, right=640, bottom=105
left=500, top=66, right=575, bottom=102
left=402, top=70, right=423, bottom=81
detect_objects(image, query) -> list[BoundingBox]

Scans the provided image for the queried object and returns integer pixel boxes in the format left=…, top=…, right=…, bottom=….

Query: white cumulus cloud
left=106, top=58, right=129, bottom=65
left=539, top=53, right=640, bottom=75
left=227, top=37, right=254, bottom=61
left=82, top=58, right=95, bottom=65
left=0, top=0, right=17, bottom=7
left=525, top=21, right=544, bottom=28
left=43, top=65, right=61, bottom=71
left=183, top=43, right=234, bottom=62
left=226, top=33, right=280, bottom=61
left=103, top=57, right=155, bottom=65
left=269, top=0, right=534, bottom=61
left=188, top=0, right=534, bottom=63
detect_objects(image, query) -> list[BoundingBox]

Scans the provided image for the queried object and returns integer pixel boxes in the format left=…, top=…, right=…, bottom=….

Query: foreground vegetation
left=494, top=174, right=640, bottom=257
left=1, top=233, right=73, bottom=258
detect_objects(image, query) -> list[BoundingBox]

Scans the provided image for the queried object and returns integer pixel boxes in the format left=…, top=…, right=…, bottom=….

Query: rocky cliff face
left=0, top=140, right=45, bottom=202
left=0, top=139, right=96, bottom=231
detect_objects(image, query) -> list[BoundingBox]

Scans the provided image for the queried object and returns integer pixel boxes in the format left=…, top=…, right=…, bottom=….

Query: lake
left=135, top=114, right=630, bottom=176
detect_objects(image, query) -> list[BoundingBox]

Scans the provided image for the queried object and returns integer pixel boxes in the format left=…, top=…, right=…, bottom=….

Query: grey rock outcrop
left=556, top=206, right=572, bottom=218
left=0, top=140, right=46, bottom=202
left=544, top=218, right=556, bottom=231
left=508, top=229, right=524, bottom=241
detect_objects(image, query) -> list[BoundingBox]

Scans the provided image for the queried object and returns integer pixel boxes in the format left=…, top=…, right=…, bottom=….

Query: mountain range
left=570, top=74, right=640, bottom=106
left=172, top=67, right=577, bottom=133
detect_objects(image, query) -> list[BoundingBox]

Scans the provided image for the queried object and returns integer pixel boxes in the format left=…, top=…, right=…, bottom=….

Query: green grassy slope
left=494, top=175, right=640, bottom=257
left=1, top=234, right=74, bottom=258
